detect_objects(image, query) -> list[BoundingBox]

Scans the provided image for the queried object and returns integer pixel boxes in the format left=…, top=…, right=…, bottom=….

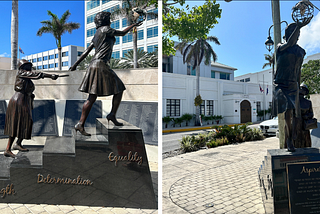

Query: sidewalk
left=163, top=137, right=279, bottom=214
left=0, top=137, right=158, bottom=214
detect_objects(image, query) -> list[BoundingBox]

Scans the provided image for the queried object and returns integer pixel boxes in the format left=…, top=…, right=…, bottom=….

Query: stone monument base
left=0, top=119, right=157, bottom=209
left=259, top=147, right=320, bottom=214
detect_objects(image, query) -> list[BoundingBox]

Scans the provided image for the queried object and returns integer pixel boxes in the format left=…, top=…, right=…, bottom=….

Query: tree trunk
left=58, top=47, right=62, bottom=70
left=133, top=28, right=138, bottom=68
left=11, top=0, right=18, bottom=70
left=195, top=66, right=201, bottom=126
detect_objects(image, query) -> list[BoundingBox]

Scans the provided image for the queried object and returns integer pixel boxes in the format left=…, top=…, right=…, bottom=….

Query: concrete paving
left=0, top=137, right=158, bottom=214
left=163, top=137, right=279, bottom=214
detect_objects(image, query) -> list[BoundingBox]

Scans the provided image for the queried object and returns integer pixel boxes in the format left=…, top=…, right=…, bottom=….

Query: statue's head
left=18, top=59, right=32, bottom=71
left=285, top=23, right=299, bottom=41
left=94, top=11, right=111, bottom=29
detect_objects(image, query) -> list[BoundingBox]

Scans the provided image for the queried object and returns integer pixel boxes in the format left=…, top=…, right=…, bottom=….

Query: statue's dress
left=272, top=44, right=305, bottom=117
left=4, top=69, right=44, bottom=139
left=78, top=26, right=125, bottom=96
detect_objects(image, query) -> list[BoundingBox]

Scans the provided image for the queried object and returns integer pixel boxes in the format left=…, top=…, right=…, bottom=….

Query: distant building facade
left=163, top=50, right=273, bottom=124
left=85, top=0, right=158, bottom=59
left=25, top=45, right=84, bottom=71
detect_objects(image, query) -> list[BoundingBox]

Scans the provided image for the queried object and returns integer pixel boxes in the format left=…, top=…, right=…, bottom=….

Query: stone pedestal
left=0, top=119, right=157, bottom=209
left=259, top=148, right=320, bottom=214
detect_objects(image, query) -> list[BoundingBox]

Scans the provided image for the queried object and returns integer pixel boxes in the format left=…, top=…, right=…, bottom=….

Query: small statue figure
left=69, top=11, right=143, bottom=136
left=294, top=84, right=317, bottom=148
left=272, top=20, right=311, bottom=152
left=4, top=60, right=59, bottom=158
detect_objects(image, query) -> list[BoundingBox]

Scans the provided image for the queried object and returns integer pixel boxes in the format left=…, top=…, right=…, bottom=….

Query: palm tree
left=11, top=0, right=18, bottom=70
left=111, top=0, right=157, bottom=69
left=37, top=10, right=80, bottom=70
left=176, top=36, right=220, bottom=126
left=120, top=49, right=158, bottom=68
left=77, top=54, right=93, bottom=70
left=262, top=53, right=274, bottom=69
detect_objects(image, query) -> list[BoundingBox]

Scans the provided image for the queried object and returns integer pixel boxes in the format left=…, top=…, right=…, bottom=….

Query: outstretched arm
left=69, top=43, right=94, bottom=71
left=114, top=21, right=143, bottom=36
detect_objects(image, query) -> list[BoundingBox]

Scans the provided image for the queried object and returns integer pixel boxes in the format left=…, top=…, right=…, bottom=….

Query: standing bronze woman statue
left=69, top=11, right=143, bottom=136
left=272, top=19, right=311, bottom=152
left=4, top=60, right=59, bottom=158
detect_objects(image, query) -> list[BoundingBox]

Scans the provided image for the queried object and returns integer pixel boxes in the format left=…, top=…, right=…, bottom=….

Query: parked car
left=260, top=116, right=278, bottom=136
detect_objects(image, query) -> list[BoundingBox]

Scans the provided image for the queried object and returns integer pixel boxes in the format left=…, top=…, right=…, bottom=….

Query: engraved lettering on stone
left=108, top=151, right=143, bottom=166
left=37, top=174, right=93, bottom=186
left=0, top=184, right=15, bottom=198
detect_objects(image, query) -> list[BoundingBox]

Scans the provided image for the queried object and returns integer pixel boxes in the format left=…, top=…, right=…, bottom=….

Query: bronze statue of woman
left=69, top=11, right=142, bottom=136
left=4, top=60, right=59, bottom=158
left=272, top=19, right=311, bottom=152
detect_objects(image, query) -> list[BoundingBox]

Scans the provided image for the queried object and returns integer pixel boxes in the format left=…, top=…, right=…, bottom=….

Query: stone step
left=43, top=136, right=75, bottom=156
left=0, top=155, right=14, bottom=180
left=11, top=150, right=43, bottom=169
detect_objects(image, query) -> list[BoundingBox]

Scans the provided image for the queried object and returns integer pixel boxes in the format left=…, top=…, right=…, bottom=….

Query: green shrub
left=180, top=136, right=196, bottom=152
left=163, top=116, right=173, bottom=128
left=245, top=128, right=265, bottom=141
left=181, top=113, right=193, bottom=126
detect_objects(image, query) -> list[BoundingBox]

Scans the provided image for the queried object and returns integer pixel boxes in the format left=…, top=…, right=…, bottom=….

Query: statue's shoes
left=4, top=150, right=16, bottom=158
left=13, top=144, right=29, bottom=152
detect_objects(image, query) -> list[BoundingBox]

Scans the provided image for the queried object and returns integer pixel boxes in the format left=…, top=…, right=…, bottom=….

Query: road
left=162, top=130, right=209, bottom=153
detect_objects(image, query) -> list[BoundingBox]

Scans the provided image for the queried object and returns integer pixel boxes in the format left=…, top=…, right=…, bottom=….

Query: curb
left=162, top=124, right=244, bottom=133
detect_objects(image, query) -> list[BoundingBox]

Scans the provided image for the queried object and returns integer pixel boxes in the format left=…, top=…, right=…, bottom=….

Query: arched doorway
left=240, top=100, right=251, bottom=123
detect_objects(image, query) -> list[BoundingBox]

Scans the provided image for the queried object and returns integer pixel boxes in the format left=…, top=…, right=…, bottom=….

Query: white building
left=163, top=50, right=273, bottom=124
left=85, top=0, right=158, bottom=59
left=0, top=57, right=11, bottom=70
left=25, top=45, right=85, bottom=71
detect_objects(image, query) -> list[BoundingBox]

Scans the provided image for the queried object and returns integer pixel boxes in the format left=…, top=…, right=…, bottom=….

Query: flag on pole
left=259, top=84, right=264, bottom=93
left=266, top=85, right=269, bottom=95
left=19, top=46, right=24, bottom=54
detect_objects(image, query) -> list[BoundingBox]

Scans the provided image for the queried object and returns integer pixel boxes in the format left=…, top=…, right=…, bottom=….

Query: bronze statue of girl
left=69, top=11, right=142, bottom=136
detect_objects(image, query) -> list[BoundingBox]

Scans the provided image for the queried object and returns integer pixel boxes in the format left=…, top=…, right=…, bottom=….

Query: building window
left=147, top=26, right=158, bottom=38
left=62, top=52, right=68, bottom=57
left=62, top=61, right=68, bottom=67
left=55, top=63, right=58, bottom=68
left=43, top=56, right=48, bottom=61
left=147, top=8, right=158, bottom=21
left=256, top=102, right=261, bottom=112
left=87, top=14, right=96, bottom=24
left=87, top=28, right=96, bottom=37
left=220, top=72, right=230, bottom=80
left=28, top=60, right=31, bottom=62
left=200, top=100, right=205, bottom=115
left=240, top=79, right=244, bottom=82
left=37, top=65, right=42, bottom=70
left=43, top=64, right=48, bottom=69
left=111, top=20, right=120, bottom=29
left=49, top=64, right=54, bottom=68
left=245, top=78, right=250, bottom=82
left=211, top=71, right=215, bottom=78
left=77, top=52, right=83, bottom=56
left=122, top=49, right=132, bottom=57
left=49, top=55, right=54, bottom=59
left=37, top=57, right=42, bottom=62
left=55, top=54, right=58, bottom=58
left=138, top=30, right=144, bottom=40
left=122, top=18, right=128, bottom=28
left=87, top=0, right=100, bottom=11
left=166, top=99, right=180, bottom=117
left=103, top=5, right=119, bottom=13
left=207, top=100, right=214, bottom=115
left=147, top=45, right=157, bottom=53
left=115, top=36, right=120, bottom=45
left=102, top=0, right=111, bottom=4
left=122, top=33, right=133, bottom=43
left=111, top=51, right=120, bottom=59
left=32, top=58, right=36, bottom=63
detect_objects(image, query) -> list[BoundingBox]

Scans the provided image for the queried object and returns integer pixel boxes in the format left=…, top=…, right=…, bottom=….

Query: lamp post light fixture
left=265, top=21, right=288, bottom=52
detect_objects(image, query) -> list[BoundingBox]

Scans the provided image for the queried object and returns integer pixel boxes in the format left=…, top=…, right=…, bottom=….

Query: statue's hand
left=135, top=20, right=143, bottom=27
left=51, top=74, right=59, bottom=80
left=69, top=65, right=77, bottom=71
left=297, top=15, right=313, bottom=28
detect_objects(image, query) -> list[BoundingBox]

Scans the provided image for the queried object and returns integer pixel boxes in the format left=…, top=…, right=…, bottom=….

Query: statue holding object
left=4, top=60, right=59, bottom=158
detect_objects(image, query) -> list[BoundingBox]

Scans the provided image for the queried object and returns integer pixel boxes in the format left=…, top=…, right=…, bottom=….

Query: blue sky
left=0, top=1, right=84, bottom=58
left=175, top=0, right=320, bottom=77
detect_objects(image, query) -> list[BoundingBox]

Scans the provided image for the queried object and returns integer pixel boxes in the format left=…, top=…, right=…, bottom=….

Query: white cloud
left=299, top=12, right=320, bottom=54
left=0, top=52, right=10, bottom=57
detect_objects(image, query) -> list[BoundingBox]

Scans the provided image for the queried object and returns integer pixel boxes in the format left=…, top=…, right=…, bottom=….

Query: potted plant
left=173, top=117, right=183, bottom=127
left=181, top=113, right=193, bottom=126
left=163, top=116, right=172, bottom=128
left=216, top=115, right=223, bottom=124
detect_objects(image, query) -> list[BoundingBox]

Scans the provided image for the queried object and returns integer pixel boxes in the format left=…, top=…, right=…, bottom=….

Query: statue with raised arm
left=272, top=18, right=312, bottom=152
left=69, top=11, right=143, bottom=136
left=4, top=60, right=59, bottom=158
